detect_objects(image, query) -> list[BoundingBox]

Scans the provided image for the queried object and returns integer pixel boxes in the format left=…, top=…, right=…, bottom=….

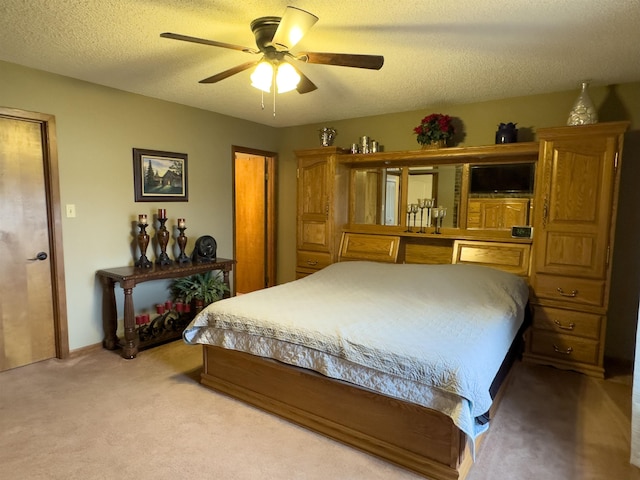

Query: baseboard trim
left=69, top=342, right=103, bottom=358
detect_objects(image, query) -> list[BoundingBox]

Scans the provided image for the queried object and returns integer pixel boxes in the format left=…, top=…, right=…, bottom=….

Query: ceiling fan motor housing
left=250, top=17, right=281, bottom=52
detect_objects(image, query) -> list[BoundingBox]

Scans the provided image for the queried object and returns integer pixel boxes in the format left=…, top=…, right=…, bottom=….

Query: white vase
left=567, top=82, right=598, bottom=126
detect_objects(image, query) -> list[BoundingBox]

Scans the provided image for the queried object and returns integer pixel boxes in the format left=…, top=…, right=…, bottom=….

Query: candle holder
left=134, top=223, right=152, bottom=268
left=405, top=204, right=418, bottom=232
left=176, top=226, right=190, bottom=264
left=424, top=198, right=434, bottom=233
left=433, top=207, right=447, bottom=234
left=155, top=216, right=173, bottom=266
left=417, top=199, right=426, bottom=233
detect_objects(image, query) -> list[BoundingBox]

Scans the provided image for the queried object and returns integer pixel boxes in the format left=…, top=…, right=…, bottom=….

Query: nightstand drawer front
left=533, top=274, right=605, bottom=307
left=532, top=305, right=602, bottom=340
left=529, top=330, right=599, bottom=365
left=297, top=251, right=332, bottom=270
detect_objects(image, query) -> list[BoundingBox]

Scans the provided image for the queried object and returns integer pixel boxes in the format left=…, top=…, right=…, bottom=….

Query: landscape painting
left=133, top=148, right=188, bottom=202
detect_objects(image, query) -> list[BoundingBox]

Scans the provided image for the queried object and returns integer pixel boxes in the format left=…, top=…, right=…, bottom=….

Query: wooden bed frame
left=197, top=240, right=526, bottom=479
left=200, top=342, right=514, bottom=480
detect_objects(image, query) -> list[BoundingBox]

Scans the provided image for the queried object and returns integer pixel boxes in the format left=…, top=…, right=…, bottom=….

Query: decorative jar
left=495, top=122, right=518, bottom=143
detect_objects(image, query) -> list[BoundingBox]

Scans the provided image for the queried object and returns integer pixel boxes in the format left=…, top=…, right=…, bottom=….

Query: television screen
left=470, top=163, right=534, bottom=194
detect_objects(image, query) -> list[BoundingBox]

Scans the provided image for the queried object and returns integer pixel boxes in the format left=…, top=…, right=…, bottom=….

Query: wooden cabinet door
left=297, top=156, right=332, bottom=252
left=503, top=200, right=529, bottom=227
left=467, top=198, right=529, bottom=229
left=482, top=202, right=503, bottom=228
left=534, top=127, right=619, bottom=279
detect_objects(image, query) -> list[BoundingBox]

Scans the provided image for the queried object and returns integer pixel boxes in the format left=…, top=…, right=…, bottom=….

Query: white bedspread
left=183, top=261, right=529, bottom=444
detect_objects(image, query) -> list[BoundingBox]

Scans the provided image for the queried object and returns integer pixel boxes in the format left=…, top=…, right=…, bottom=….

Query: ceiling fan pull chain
left=260, top=90, right=265, bottom=111
left=273, top=86, right=277, bottom=117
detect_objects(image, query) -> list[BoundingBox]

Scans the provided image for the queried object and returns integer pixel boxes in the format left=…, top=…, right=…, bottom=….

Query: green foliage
left=169, top=271, right=229, bottom=306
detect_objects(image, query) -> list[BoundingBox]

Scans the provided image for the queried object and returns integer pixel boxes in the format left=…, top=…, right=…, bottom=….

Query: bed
left=183, top=261, right=529, bottom=480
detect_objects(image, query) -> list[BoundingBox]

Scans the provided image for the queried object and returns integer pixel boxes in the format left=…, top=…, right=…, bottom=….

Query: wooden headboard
left=339, top=232, right=531, bottom=278
left=338, top=233, right=401, bottom=263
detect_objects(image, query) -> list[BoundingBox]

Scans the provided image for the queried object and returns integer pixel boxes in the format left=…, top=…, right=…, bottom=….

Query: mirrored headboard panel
left=344, top=143, right=539, bottom=234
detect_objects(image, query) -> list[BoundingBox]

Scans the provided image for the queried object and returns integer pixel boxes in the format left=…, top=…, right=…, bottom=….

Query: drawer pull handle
left=553, top=344, right=573, bottom=355
left=306, top=260, right=318, bottom=266
left=553, top=320, right=575, bottom=331
left=557, top=287, right=578, bottom=298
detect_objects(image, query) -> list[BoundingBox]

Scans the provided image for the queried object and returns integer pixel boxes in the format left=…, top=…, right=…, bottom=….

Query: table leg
left=122, top=286, right=138, bottom=359
left=100, top=277, right=119, bottom=350
left=222, top=265, right=231, bottom=299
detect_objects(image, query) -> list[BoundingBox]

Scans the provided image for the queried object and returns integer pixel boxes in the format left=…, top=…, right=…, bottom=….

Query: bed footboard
left=201, top=345, right=475, bottom=480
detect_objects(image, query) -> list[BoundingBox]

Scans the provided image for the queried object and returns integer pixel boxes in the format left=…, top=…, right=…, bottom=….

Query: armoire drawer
left=533, top=273, right=605, bottom=307
left=531, top=305, right=602, bottom=340
left=296, top=251, right=332, bottom=270
left=528, top=330, right=600, bottom=366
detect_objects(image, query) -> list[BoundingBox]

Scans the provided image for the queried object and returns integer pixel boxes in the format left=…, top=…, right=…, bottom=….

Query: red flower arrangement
left=413, top=113, right=455, bottom=146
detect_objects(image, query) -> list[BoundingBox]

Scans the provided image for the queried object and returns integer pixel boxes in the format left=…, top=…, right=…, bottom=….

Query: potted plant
left=413, top=113, right=455, bottom=148
left=169, top=271, right=229, bottom=313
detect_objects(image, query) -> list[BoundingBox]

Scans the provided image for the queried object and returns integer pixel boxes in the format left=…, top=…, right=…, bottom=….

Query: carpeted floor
left=0, top=340, right=638, bottom=480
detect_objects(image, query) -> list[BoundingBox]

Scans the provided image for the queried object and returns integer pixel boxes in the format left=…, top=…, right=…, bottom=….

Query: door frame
left=232, top=146, right=277, bottom=292
left=0, top=106, right=69, bottom=358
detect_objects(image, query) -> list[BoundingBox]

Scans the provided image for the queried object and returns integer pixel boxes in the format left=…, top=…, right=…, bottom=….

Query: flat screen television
left=470, top=163, right=535, bottom=194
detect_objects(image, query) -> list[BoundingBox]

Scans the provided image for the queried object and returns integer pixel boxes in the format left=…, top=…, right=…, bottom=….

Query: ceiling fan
left=160, top=6, right=384, bottom=94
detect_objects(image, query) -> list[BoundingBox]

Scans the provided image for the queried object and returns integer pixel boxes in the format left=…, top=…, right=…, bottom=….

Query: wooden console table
left=97, top=258, right=235, bottom=359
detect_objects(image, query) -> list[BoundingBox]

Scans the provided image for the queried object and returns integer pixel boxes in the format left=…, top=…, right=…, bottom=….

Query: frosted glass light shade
left=276, top=63, right=300, bottom=93
left=272, top=7, right=318, bottom=50
left=250, top=62, right=273, bottom=92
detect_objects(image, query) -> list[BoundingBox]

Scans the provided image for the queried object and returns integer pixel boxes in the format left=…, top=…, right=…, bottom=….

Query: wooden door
left=233, top=149, right=276, bottom=294
left=534, top=131, right=617, bottom=279
left=0, top=109, right=67, bottom=370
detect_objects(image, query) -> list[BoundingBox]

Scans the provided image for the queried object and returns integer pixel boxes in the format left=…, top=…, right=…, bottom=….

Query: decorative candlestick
left=155, top=213, right=173, bottom=266
left=134, top=217, right=152, bottom=268
left=405, top=204, right=418, bottom=232
left=433, top=207, right=441, bottom=234
left=176, top=226, right=190, bottom=264
left=425, top=198, right=434, bottom=233
left=433, top=206, right=447, bottom=234
left=438, top=207, right=447, bottom=233
left=417, top=199, right=426, bottom=233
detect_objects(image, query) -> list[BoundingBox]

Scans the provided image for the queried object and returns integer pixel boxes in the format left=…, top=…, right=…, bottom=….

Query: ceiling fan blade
left=271, top=6, right=318, bottom=51
left=199, top=60, right=260, bottom=84
left=295, top=70, right=317, bottom=94
left=160, top=32, right=258, bottom=54
left=296, top=52, right=384, bottom=70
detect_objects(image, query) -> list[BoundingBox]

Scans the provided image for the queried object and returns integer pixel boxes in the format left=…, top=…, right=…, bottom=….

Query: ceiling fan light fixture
left=250, top=61, right=274, bottom=92
left=276, top=62, right=301, bottom=93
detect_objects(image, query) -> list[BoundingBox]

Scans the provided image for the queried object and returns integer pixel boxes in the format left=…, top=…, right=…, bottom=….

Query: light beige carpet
left=0, top=340, right=638, bottom=480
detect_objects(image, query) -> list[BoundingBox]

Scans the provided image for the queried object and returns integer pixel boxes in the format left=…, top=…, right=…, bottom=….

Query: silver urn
left=319, top=127, right=337, bottom=147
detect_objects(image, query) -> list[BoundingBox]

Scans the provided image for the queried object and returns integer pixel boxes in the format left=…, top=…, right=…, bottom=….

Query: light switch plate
left=66, top=204, right=76, bottom=218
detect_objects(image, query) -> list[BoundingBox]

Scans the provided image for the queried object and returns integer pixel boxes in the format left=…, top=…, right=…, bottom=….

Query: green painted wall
left=1, top=59, right=638, bottom=361
left=0, top=60, right=280, bottom=350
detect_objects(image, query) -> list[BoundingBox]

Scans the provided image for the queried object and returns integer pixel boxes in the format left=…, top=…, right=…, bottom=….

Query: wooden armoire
left=524, top=122, right=628, bottom=377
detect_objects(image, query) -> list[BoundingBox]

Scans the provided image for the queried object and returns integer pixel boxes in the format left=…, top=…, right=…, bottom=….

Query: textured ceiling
left=1, top=0, right=640, bottom=127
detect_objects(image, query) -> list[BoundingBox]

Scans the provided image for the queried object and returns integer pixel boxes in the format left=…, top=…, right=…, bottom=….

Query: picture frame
left=133, top=148, right=188, bottom=202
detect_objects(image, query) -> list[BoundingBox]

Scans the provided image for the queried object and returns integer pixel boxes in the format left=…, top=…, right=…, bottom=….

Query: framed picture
left=133, top=148, right=188, bottom=202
